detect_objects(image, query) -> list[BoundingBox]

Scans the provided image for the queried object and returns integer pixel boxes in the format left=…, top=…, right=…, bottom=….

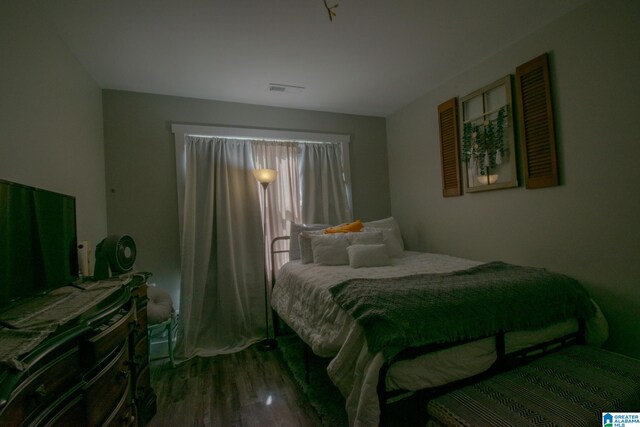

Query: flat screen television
left=0, top=179, right=79, bottom=309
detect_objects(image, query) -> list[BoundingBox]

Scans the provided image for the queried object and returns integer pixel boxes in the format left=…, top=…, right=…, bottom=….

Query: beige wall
left=0, top=1, right=107, bottom=248
left=102, top=90, right=389, bottom=306
left=386, top=0, right=640, bottom=358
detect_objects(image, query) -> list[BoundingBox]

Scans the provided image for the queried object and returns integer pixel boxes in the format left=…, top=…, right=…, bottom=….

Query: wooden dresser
left=0, top=273, right=157, bottom=426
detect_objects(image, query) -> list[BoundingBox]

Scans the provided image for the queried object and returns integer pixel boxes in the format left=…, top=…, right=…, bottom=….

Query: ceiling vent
left=268, top=83, right=304, bottom=94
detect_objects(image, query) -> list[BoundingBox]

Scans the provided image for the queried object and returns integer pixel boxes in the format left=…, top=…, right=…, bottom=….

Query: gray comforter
left=329, top=261, right=596, bottom=359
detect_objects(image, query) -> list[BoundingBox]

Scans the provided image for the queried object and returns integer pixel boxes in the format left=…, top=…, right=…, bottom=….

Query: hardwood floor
left=148, top=343, right=324, bottom=427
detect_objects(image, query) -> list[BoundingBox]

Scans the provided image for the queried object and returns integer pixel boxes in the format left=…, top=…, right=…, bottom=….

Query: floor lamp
left=254, top=168, right=278, bottom=351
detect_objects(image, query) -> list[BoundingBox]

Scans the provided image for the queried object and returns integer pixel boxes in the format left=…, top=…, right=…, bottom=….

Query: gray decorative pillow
left=300, top=230, right=383, bottom=264
left=289, top=222, right=329, bottom=260
left=147, top=286, right=174, bottom=324
left=347, top=230, right=383, bottom=245
left=347, top=244, right=391, bottom=268
left=299, top=230, right=325, bottom=264
left=310, top=234, right=350, bottom=266
left=363, top=217, right=405, bottom=258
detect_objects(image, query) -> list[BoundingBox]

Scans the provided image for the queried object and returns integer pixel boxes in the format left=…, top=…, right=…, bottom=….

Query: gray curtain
left=174, top=137, right=265, bottom=361
left=252, top=140, right=300, bottom=281
left=298, top=142, right=351, bottom=225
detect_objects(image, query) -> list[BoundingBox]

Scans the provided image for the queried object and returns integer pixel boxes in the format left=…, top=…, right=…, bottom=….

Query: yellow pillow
left=324, top=219, right=364, bottom=234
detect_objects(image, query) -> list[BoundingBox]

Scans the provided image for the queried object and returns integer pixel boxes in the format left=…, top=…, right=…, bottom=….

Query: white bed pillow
left=347, top=244, right=391, bottom=268
left=311, top=234, right=350, bottom=265
left=347, top=230, right=383, bottom=245
left=363, top=217, right=405, bottom=258
left=300, top=230, right=382, bottom=264
left=289, top=222, right=329, bottom=260
left=299, top=229, right=325, bottom=264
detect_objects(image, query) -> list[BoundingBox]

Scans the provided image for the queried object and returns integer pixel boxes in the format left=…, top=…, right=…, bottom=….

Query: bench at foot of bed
left=427, top=345, right=640, bottom=427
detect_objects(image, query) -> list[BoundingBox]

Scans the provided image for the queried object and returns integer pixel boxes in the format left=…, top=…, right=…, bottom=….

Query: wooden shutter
left=438, top=98, right=462, bottom=197
left=516, top=53, right=558, bottom=189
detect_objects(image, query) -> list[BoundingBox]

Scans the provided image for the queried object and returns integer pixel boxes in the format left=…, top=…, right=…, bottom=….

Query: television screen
left=0, top=179, right=79, bottom=308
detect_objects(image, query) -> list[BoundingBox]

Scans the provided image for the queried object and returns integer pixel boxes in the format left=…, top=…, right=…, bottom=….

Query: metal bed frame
left=269, top=235, right=587, bottom=425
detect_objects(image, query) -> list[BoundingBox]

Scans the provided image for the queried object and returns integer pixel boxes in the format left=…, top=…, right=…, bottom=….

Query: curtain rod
left=171, top=123, right=350, bottom=144
left=186, top=135, right=339, bottom=145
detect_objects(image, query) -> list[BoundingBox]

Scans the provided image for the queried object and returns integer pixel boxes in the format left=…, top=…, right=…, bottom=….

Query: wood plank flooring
left=148, top=344, right=323, bottom=427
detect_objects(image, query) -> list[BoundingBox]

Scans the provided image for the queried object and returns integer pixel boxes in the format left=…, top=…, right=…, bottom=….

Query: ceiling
left=33, top=0, right=588, bottom=117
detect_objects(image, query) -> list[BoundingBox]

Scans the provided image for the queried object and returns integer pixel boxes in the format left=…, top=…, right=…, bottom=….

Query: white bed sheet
left=272, top=252, right=479, bottom=355
left=271, top=251, right=607, bottom=426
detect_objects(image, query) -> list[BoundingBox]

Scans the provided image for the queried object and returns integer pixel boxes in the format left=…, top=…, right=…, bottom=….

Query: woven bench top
left=428, top=345, right=640, bottom=427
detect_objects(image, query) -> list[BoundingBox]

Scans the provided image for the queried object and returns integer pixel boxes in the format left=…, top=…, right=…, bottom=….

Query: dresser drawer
left=83, top=343, right=130, bottom=426
left=84, top=304, right=135, bottom=364
left=0, top=348, right=81, bottom=426
left=42, top=393, right=85, bottom=427
left=102, top=388, right=135, bottom=427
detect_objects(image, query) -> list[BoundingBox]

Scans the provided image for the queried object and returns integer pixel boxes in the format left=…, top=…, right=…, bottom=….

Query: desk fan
left=93, top=234, right=137, bottom=280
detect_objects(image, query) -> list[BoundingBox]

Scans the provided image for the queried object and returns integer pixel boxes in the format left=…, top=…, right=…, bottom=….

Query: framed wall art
left=460, top=76, right=517, bottom=192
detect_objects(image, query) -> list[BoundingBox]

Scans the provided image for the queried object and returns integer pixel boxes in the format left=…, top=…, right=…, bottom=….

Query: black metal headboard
left=270, top=236, right=290, bottom=289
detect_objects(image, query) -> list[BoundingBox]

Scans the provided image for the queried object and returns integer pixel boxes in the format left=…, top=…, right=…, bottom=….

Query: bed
left=270, top=219, right=608, bottom=426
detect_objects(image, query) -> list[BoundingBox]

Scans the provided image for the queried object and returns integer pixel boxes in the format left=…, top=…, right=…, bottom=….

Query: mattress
left=271, top=251, right=608, bottom=426
left=272, top=252, right=480, bottom=354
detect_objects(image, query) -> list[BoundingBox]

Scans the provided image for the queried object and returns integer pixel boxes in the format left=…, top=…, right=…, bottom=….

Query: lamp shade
left=253, top=169, right=277, bottom=184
